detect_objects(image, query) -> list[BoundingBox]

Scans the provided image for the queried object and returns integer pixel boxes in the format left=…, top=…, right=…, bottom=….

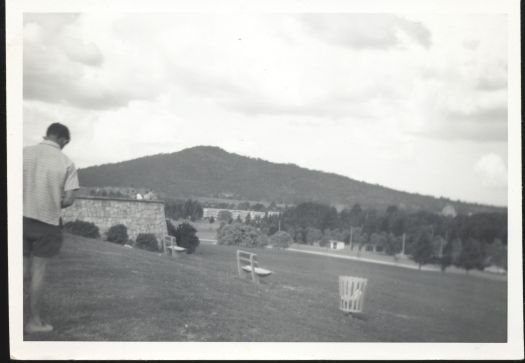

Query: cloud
left=223, top=89, right=393, bottom=120
left=406, top=106, right=508, bottom=143
left=24, top=13, right=80, bottom=34
left=299, top=14, right=431, bottom=50
left=476, top=71, right=507, bottom=91
left=474, top=153, right=508, bottom=188
left=20, top=13, right=510, bottom=206
left=63, top=40, right=104, bottom=66
left=23, top=13, right=163, bottom=110
left=445, top=106, right=507, bottom=124
left=168, top=65, right=247, bottom=100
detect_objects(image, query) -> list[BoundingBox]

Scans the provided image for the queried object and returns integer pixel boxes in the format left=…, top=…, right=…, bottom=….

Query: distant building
left=441, top=204, right=457, bottom=217
left=329, top=240, right=345, bottom=250
left=203, top=208, right=280, bottom=220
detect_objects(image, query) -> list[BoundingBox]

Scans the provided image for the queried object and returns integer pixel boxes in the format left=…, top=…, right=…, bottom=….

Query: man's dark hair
left=46, top=123, right=70, bottom=140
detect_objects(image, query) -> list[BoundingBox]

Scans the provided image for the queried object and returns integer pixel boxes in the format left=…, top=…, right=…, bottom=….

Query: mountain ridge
left=77, top=145, right=505, bottom=214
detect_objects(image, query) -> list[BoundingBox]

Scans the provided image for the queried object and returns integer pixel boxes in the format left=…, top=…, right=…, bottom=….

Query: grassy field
left=25, top=233, right=507, bottom=342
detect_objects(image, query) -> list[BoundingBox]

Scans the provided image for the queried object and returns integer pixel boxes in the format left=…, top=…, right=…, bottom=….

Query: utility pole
left=401, top=233, right=406, bottom=256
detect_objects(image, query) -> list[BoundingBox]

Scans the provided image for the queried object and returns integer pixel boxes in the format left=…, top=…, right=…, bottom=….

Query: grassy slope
left=26, top=233, right=506, bottom=342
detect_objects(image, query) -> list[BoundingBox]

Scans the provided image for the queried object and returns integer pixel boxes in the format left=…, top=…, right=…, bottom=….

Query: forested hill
left=78, top=146, right=504, bottom=215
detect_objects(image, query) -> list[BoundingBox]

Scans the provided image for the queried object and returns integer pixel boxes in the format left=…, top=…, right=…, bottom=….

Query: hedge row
left=62, top=220, right=161, bottom=251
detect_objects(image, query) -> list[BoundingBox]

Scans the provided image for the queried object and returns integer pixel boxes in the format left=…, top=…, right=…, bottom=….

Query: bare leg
left=25, top=256, right=53, bottom=332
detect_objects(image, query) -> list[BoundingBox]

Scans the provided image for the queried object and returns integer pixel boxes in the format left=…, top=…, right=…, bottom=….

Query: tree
left=237, top=201, right=250, bottom=210
left=339, top=208, right=352, bottom=229
left=319, top=232, right=332, bottom=247
left=174, top=222, right=200, bottom=254
left=306, top=227, right=323, bottom=244
left=217, top=210, right=233, bottom=223
left=389, top=212, right=407, bottom=237
left=411, top=228, right=434, bottom=269
left=269, top=231, right=292, bottom=249
left=457, top=238, right=484, bottom=273
left=383, top=233, right=401, bottom=256
left=362, top=209, right=379, bottom=236
left=244, top=213, right=252, bottom=225
left=450, top=238, right=463, bottom=266
left=183, top=199, right=203, bottom=221
left=440, top=240, right=453, bottom=272
left=349, top=203, right=364, bottom=226
left=216, top=222, right=266, bottom=247
left=252, top=203, right=266, bottom=211
left=369, top=232, right=388, bottom=253
left=165, top=199, right=184, bottom=220
left=485, top=238, right=507, bottom=271
left=287, top=226, right=307, bottom=244
left=282, top=202, right=339, bottom=232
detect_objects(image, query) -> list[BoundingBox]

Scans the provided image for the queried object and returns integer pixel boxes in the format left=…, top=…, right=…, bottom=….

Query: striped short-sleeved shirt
left=23, top=139, right=80, bottom=226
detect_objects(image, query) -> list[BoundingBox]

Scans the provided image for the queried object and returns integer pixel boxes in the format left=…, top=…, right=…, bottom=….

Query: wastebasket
left=339, top=276, right=368, bottom=314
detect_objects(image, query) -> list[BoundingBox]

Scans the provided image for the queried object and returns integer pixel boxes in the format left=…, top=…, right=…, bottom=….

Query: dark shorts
left=23, top=217, right=63, bottom=258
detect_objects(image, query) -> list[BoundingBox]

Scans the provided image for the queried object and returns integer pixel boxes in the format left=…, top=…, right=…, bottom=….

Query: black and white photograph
left=6, top=0, right=522, bottom=360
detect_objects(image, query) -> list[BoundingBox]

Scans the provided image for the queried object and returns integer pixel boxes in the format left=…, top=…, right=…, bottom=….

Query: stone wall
left=61, top=196, right=168, bottom=243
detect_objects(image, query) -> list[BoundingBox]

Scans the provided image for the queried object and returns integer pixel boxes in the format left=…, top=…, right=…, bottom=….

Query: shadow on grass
left=345, top=312, right=369, bottom=321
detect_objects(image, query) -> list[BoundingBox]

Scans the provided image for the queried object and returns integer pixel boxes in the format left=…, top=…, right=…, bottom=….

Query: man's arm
left=62, top=161, right=79, bottom=209
left=61, top=189, right=76, bottom=208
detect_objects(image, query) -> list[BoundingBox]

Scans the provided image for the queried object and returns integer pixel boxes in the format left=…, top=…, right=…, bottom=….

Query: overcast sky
left=22, top=12, right=508, bottom=207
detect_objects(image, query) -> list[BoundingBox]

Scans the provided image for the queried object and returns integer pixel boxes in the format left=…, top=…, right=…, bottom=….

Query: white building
left=329, top=240, right=345, bottom=250
left=441, top=204, right=457, bottom=217
left=203, top=208, right=280, bottom=220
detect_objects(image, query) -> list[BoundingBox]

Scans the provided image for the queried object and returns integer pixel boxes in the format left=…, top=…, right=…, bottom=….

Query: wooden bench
left=236, top=250, right=272, bottom=284
left=163, top=235, right=186, bottom=256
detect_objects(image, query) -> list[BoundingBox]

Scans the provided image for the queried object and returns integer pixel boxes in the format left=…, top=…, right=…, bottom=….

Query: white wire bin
left=339, top=276, right=368, bottom=314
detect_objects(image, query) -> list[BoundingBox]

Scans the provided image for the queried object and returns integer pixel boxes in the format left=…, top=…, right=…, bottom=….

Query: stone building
left=61, top=196, right=168, bottom=243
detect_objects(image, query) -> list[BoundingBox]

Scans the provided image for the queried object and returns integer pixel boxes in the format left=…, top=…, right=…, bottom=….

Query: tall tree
left=457, top=238, right=484, bottom=273
left=411, top=227, right=434, bottom=269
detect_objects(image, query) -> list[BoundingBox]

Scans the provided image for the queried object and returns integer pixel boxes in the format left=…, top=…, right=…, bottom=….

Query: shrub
left=64, top=220, right=100, bottom=239
left=135, top=233, right=160, bottom=252
left=256, top=233, right=269, bottom=248
left=457, top=238, right=484, bottom=273
left=319, top=235, right=330, bottom=247
left=305, top=227, right=322, bottom=245
left=269, top=231, right=292, bottom=249
left=217, top=222, right=265, bottom=247
left=217, top=210, right=233, bottom=223
left=106, top=224, right=128, bottom=245
left=174, top=222, right=200, bottom=254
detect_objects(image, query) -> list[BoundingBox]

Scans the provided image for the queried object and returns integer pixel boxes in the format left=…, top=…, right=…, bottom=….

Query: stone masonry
left=61, top=196, right=168, bottom=243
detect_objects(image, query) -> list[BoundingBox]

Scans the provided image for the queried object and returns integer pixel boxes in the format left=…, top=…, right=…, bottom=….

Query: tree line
left=165, top=199, right=204, bottom=221
left=231, top=201, right=507, bottom=273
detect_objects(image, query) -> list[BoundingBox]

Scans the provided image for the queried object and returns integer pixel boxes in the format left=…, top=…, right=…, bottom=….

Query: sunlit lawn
left=25, top=233, right=506, bottom=342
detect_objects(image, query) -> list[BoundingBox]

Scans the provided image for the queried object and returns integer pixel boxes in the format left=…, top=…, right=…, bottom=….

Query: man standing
left=23, top=123, right=79, bottom=333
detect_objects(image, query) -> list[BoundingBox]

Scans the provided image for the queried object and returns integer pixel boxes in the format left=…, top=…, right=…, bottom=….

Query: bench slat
left=241, top=265, right=272, bottom=276
left=166, top=246, right=186, bottom=252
